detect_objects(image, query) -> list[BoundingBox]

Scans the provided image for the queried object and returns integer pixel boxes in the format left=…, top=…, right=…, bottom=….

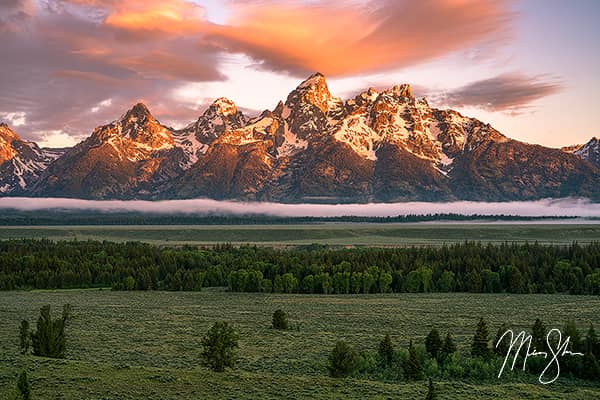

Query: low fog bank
left=0, top=197, right=599, bottom=218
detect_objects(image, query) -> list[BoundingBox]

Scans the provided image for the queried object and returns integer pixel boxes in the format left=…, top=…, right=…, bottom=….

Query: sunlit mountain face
left=0, top=73, right=598, bottom=202
left=0, top=1, right=598, bottom=202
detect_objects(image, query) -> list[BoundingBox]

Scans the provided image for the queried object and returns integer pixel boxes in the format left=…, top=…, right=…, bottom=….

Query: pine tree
left=31, top=304, right=71, bottom=358
left=471, top=318, right=491, bottom=359
left=200, top=321, right=239, bottom=372
left=425, top=377, right=437, bottom=400
left=425, top=328, right=442, bottom=359
left=585, top=324, right=599, bottom=359
left=563, top=319, right=582, bottom=352
left=19, top=320, right=30, bottom=355
left=441, top=333, right=457, bottom=359
left=16, top=370, right=31, bottom=400
left=494, top=323, right=509, bottom=356
left=378, top=334, right=395, bottom=367
left=405, top=340, right=424, bottom=380
left=531, top=318, right=546, bottom=352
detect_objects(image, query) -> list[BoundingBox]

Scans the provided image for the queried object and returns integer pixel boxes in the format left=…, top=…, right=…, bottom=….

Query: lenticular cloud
left=0, top=197, right=599, bottom=218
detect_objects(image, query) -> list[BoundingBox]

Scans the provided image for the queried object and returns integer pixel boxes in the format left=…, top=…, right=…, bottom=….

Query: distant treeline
left=1, top=239, right=600, bottom=295
left=0, top=210, right=579, bottom=226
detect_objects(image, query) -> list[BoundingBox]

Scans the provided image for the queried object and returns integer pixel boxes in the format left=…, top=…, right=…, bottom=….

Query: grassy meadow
left=1, top=223, right=600, bottom=246
left=1, top=290, right=599, bottom=399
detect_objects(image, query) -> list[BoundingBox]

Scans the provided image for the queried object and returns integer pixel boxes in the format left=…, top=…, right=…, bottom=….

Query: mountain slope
left=0, top=123, right=64, bottom=194
left=3, top=73, right=600, bottom=202
left=563, top=137, right=600, bottom=169
left=29, top=103, right=189, bottom=199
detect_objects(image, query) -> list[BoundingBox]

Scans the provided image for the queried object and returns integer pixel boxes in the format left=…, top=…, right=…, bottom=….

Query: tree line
left=1, top=239, right=600, bottom=295
left=0, top=210, right=575, bottom=226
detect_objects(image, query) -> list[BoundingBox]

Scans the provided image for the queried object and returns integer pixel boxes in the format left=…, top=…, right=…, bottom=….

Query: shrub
left=272, top=309, right=288, bottom=330
left=378, top=334, right=395, bottom=367
left=328, top=341, right=360, bottom=378
left=31, top=304, right=71, bottom=358
left=19, top=320, right=30, bottom=355
left=201, top=321, right=239, bottom=372
left=16, top=370, right=31, bottom=400
left=425, top=377, right=436, bottom=400
left=493, top=323, right=510, bottom=356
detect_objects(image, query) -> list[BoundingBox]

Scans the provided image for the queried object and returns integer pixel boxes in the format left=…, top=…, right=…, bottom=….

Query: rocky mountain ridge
left=1, top=73, right=599, bottom=202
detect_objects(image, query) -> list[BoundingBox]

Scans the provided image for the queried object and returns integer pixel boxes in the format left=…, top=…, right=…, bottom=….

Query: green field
left=1, top=223, right=600, bottom=245
left=1, top=290, right=599, bottom=399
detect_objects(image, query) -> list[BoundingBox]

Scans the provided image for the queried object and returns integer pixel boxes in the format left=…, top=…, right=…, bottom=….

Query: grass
left=1, top=290, right=599, bottom=399
left=1, top=223, right=600, bottom=245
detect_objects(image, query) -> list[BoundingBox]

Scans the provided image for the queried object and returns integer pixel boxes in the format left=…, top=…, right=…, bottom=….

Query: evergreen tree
left=378, top=334, right=395, bottom=367
left=405, top=340, right=424, bottom=380
left=200, top=321, right=239, bottom=372
left=494, top=323, right=510, bottom=356
left=585, top=324, right=599, bottom=359
left=425, top=377, right=436, bottom=400
left=582, top=352, right=600, bottom=380
left=19, top=320, right=30, bottom=355
left=531, top=318, right=546, bottom=352
left=31, top=304, right=71, bottom=358
left=563, top=319, right=583, bottom=352
left=328, top=341, right=360, bottom=378
left=471, top=318, right=491, bottom=359
left=441, top=333, right=457, bottom=359
left=272, top=309, right=288, bottom=330
left=425, top=328, right=442, bottom=359
left=16, top=370, right=31, bottom=400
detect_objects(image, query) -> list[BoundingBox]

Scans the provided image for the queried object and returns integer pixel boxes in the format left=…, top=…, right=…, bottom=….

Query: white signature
left=496, top=328, right=583, bottom=384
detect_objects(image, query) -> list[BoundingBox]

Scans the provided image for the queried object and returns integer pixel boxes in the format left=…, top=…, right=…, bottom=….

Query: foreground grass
left=1, top=223, right=600, bottom=245
left=1, top=291, right=599, bottom=399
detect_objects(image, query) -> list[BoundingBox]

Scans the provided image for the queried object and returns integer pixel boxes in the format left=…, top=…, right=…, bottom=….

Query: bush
left=16, top=370, right=31, bottom=400
left=272, top=309, right=288, bottom=330
left=31, top=304, right=71, bottom=358
left=201, top=321, right=239, bottom=372
left=425, top=377, right=436, bottom=400
left=19, top=320, right=30, bottom=355
left=328, top=341, right=360, bottom=378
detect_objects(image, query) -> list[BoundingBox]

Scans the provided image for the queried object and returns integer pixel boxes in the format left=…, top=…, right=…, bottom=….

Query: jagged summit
left=209, top=97, right=238, bottom=117
left=287, top=72, right=332, bottom=114
left=122, top=102, right=152, bottom=121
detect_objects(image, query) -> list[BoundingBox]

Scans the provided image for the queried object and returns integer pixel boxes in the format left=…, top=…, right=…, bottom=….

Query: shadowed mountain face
left=2, top=73, right=600, bottom=202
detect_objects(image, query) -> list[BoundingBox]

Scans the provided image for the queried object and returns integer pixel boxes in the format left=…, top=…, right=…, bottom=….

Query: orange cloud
left=206, top=0, right=513, bottom=77
left=104, top=0, right=207, bottom=35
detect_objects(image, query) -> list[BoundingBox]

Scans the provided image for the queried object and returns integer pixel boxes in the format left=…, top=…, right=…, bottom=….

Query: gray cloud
left=0, top=0, right=224, bottom=142
left=432, top=73, right=563, bottom=113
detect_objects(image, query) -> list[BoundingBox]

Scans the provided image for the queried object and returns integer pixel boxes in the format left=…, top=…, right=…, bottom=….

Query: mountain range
left=1, top=73, right=599, bottom=203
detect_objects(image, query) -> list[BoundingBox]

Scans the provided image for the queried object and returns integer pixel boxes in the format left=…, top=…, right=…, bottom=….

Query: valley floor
left=1, top=223, right=600, bottom=246
left=1, top=291, right=599, bottom=399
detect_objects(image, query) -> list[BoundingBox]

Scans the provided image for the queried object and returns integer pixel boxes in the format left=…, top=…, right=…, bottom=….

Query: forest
left=0, top=210, right=577, bottom=225
left=1, top=239, right=599, bottom=295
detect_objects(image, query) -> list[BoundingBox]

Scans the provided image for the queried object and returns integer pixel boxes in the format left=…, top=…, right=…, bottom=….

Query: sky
left=0, top=0, right=598, bottom=148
